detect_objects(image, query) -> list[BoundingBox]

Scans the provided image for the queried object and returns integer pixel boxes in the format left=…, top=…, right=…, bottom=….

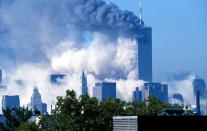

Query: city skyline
left=0, top=0, right=206, bottom=115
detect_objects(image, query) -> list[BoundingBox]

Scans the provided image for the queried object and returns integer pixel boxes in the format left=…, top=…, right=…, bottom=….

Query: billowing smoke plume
left=0, top=0, right=142, bottom=66
left=0, top=0, right=201, bottom=114
left=1, top=34, right=143, bottom=113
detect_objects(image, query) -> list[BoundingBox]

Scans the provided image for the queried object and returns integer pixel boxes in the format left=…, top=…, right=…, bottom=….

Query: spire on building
left=139, top=0, right=143, bottom=24
left=82, top=70, right=88, bottom=95
left=30, top=86, right=47, bottom=115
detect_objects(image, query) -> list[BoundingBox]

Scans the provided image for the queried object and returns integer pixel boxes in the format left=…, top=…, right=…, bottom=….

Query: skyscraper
left=0, top=69, right=7, bottom=90
left=41, top=103, right=47, bottom=115
left=50, top=74, right=66, bottom=85
left=30, top=86, right=42, bottom=113
left=193, top=75, right=206, bottom=99
left=0, top=69, right=2, bottom=85
left=93, top=82, right=116, bottom=101
left=136, top=0, right=152, bottom=82
left=82, top=70, right=88, bottom=95
left=144, top=83, right=168, bottom=102
left=2, top=95, right=20, bottom=110
left=30, top=86, right=47, bottom=114
left=132, top=87, right=142, bottom=102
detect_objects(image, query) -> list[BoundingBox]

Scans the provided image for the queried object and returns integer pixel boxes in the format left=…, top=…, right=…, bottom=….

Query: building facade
left=193, top=75, right=206, bottom=99
left=113, top=116, right=138, bottom=131
left=30, top=86, right=47, bottom=114
left=2, top=95, right=20, bottom=110
left=132, top=87, right=142, bottom=102
left=144, top=83, right=168, bottom=102
left=0, top=69, right=2, bottom=84
left=0, top=69, right=7, bottom=90
left=136, top=26, right=152, bottom=82
left=93, top=82, right=116, bottom=101
left=82, top=70, right=88, bottom=95
left=41, top=103, right=47, bottom=115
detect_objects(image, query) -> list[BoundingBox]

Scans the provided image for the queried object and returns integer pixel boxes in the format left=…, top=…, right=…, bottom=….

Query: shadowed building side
left=93, top=82, right=116, bottom=101
left=82, top=70, right=88, bottom=95
left=136, top=26, right=152, bottom=82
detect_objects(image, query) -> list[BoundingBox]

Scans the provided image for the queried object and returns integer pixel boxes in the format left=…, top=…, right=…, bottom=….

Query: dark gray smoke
left=0, top=0, right=142, bottom=68
left=47, top=0, right=142, bottom=36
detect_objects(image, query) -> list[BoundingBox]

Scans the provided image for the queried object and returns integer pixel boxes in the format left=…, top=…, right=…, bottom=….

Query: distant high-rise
left=82, top=70, right=88, bottom=95
left=50, top=74, right=65, bottom=85
left=30, top=86, right=47, bottom=114
left=193, top=75, right=206, bottom=99
left=0, top=69, right=7, bottom=90
left=196, top=91, right=201, bottom=115
left=136, top=0, right=152, bottom=82
left=144, top=83, right=168, bottom=102
left=132, top=87, right=142, bottom=102
left=0, top=69, right=2, bottom=85
left=2, top=95, right=20, bottom=110
left=41, top=103, right=47, bottom=115
left=30, top=86, right=42, bottom=113
left=93, top=82, right=116, bottom=101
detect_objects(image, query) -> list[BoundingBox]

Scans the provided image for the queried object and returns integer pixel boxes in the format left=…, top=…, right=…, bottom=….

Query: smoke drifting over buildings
left=0, top=0, right=200, bottom=112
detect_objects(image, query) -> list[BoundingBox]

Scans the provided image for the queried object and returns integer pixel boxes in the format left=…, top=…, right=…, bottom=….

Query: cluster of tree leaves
left=0, top=90, right=192, bottom=131
left=0, top=107, right=34, bottom=131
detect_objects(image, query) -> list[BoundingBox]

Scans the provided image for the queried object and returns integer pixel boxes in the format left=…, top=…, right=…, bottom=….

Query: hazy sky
left=105, top=0, right=207, bottom=82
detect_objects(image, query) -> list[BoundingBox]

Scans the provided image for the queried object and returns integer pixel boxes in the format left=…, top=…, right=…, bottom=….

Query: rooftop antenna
left=139, top=0, right=143, bottom=24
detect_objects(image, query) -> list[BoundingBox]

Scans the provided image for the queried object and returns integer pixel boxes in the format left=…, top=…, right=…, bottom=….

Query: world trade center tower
left=137, top=0, right=152, bottom=82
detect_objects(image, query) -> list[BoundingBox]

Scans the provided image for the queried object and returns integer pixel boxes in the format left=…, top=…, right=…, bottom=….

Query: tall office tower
left=2, top=95, right=20, bottom=110
left=30, top=86, right=42, bottom=113
left=41, top=103, right=47, bottom=115
left=132, top=87, right=142, bottom=102
left=0, top=69, right=2, bottom=84
left=196, top=91, right=201, bottom=115
left=50, top=74, right=66, bottom=85
left=0, top=69, right=7, bottom=90
left=144, top=83, right=168, bottom=102
left=193, top=75, right=206, bottom=99
left=82, top=70, right=88, bottom=95
left=93, top=82, right=116, bottom=101
left=136, top=0, right=152, bottom=82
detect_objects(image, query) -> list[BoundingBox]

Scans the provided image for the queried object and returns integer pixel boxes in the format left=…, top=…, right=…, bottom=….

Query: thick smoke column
left=48, top=0, right=142, bottom=36
left=0, top=0, right=144, bottom=112
left=0, top=0, right=143, bottom=67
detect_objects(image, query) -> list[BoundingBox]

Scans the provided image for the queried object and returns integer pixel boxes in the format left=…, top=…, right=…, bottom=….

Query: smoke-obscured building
left=193, top=75, right=206, bottom=99
left=0, top=69, right=7, bottom=90
left=41, top=103, right=47, bottom=115
left=136, top=26, right=152, bottom=82
left=2, top=95, right=20, bottom=110
left=144, top=83, right=168, bottom=102
left=0, top=69, right=2, bottom=85
left=82, top=70, right=88, bottom=95
left=93, top=82, right=116, bottom=101
left=29, top=86, right=47, bottom=114
left=50, top=74, right=66, bottom=85
left=132, top=87, right=142, bottom=102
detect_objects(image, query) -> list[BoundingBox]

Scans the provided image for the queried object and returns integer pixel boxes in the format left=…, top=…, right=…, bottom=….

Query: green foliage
left=0, top=90, right=192, bottom=131
left=16, top=121, right=39, bottom=131
left=0, top=107, right=33, bottom=131
left=38, top=90, right=185, bottom=131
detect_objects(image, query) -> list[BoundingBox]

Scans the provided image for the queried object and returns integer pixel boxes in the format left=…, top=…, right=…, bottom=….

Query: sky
left=0, top=0, right=206, bottom=112
left=105, top=0, right=207, bottom=82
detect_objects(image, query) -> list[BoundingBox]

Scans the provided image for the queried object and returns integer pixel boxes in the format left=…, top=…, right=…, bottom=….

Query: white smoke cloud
left=1, top=34, right=143, bottom=113
left=167, top=75, right=195, bottom=105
